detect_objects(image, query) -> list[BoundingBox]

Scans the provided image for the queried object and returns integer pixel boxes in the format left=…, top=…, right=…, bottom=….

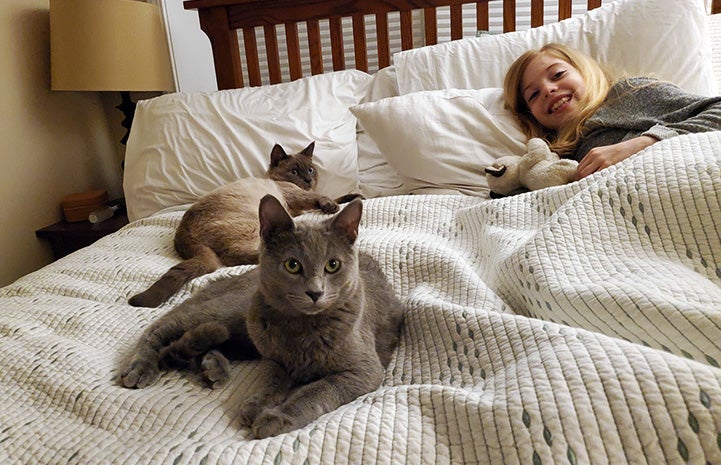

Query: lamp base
left=116, top=91, right=136, bottom=145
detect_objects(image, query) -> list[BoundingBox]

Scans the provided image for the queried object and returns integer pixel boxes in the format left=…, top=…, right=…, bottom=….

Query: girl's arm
left=575, top=135, right=657, bottom=180
left=574, top=79, right=721, bottom=179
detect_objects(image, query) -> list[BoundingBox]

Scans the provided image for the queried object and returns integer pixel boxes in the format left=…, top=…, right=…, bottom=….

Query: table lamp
left=50, top=0, right=175, bottom=144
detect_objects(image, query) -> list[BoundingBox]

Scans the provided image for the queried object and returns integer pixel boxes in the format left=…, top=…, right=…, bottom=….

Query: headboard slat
left=424, top=7, right=438, bottom=45
left=284, top=22, right=303, bottom=80
left=400, top=10, right=414, bottom=50
left=329, top=17, right=346, bottom=70
left=558, top=0, right=572, bottom=20
left=530, top=0, right=544, bottom=27
left=352, top=15, right=368, bottom=72
left=376, top=13, right=392, bottom=68
left=306, top=19, right=324, bottom=75
left=263, top=25, right=282, bottom=84
left=476, top=2, right=489, bottom=32
left=242, top=28, right=262, bottom=86
left=450, top=4, right=463, bottom=40
left=502, top=0, right=516, bottom=32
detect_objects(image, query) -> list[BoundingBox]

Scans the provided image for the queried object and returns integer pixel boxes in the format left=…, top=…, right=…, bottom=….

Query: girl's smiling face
left=520, top=53, right=586, bottom=131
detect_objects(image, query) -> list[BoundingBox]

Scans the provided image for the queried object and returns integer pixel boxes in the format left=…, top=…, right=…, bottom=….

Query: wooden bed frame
left=184, top=0, right=721, bottom=90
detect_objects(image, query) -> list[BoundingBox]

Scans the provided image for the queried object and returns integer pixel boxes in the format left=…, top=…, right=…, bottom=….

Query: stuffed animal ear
left=485, top=165, right=507, bottom=177
left=484, top=156, right=523, bottom=197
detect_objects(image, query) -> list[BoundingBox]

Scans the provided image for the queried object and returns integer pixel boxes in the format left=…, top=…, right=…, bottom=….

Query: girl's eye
left=284, top=258, right=302, bottom=274
left=325, top=259, right=341, bottom=273
left=552, top=69, right=566, bottom=80
left=291, top=169, right=299, bottom=176
left=527, top=90, right=539, bottom=102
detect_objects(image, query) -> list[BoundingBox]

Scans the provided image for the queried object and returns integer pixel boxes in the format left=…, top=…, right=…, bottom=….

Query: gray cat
left=120, top=195, right=405, bottom=439
left=129, top=142, right=346, bottom=308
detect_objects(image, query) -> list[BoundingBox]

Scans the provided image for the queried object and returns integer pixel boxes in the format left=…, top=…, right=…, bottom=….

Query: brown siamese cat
left=129, top=142, right=346, bottom=308
left=120, top=195, right=405, bottom=439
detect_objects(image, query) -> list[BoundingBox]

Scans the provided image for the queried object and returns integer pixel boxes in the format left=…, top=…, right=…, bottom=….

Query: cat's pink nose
left=306, top=291, right=323, bottom=302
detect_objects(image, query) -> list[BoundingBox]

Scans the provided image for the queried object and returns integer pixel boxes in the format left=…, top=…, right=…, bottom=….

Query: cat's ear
left=300, top=141, right=315, bottom=158
left=330, top=198, right=362, bottom=244
left=269, top=144, right=289, bottom=167
left=259, top=194, right=294, bottom=242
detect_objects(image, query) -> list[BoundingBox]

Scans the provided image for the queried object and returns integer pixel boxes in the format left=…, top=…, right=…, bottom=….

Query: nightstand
left=35, top=212, right=129, bottom=260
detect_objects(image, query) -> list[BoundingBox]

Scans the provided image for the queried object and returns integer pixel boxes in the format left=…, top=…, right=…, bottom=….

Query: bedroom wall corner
left=0, top=0, right=123, bottom=287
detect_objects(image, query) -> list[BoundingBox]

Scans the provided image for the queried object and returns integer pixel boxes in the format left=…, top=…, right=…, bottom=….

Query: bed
left=2, top=0, right=721, bottom=463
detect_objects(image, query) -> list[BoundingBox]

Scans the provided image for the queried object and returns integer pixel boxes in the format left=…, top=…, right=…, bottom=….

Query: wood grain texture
left=376, top=13, right=391, bottom=68
left=329, top=16, right=346, bottom=70
left=185, top=0, right=631, bottom=89
left=352, top=14, right=368, bottom=72
left=284, top=22, right=303, bottom=81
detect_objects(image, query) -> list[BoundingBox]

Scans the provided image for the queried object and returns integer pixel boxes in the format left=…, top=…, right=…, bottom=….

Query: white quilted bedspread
left=1, top=132, right=720, bottom=464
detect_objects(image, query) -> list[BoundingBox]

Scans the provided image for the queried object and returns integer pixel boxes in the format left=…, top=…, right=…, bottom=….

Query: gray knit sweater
left=571, top=77, right=721, bottom=161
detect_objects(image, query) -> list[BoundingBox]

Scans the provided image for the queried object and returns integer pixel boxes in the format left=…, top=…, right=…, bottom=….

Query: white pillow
left=350, top=88, right=526, bottom=197
left=394, top=0, right=716, bottom=97
left=123, top=70, right=372, bottom=221
left=355, top=65, right=404, bottom=198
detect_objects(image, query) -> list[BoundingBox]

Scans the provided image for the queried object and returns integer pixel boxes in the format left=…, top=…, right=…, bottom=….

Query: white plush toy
left=484, top=138, right=579, bottom=197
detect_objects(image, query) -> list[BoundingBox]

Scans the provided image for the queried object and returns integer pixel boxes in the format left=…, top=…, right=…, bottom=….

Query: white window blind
left=239, top=0, right=612, bottom=86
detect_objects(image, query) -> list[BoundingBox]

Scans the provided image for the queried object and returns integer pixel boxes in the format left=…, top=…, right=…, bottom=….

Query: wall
left=157, top=0, right=216, bottom=92
left=0, top=0, right=123, bottom=287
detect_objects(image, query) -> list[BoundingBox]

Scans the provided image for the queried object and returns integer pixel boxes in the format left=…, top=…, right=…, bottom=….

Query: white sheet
left=1, top=132, right=720, bottom=464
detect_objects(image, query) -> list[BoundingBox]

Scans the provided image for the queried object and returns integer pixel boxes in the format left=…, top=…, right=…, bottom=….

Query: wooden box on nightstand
left=35, top=211, right=129, bottom=260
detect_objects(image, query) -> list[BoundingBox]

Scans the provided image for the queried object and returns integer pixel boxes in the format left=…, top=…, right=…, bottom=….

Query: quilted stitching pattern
left=0, top=132, right=720, bottom=464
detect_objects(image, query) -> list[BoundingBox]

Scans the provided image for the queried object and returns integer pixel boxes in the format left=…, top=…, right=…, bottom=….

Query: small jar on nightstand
left=35, top=199, right=129, bottom=260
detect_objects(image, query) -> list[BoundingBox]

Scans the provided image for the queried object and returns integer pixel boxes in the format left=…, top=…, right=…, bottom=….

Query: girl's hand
left=575, top=135, right=658, bottom=180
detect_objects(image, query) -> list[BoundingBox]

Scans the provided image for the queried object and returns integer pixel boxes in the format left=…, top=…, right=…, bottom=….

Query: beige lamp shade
left=50, top=0, right=175, bottom=92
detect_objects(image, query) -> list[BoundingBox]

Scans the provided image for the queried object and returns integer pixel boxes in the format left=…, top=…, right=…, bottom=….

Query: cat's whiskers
left=284, top=292, right=329, bottom=314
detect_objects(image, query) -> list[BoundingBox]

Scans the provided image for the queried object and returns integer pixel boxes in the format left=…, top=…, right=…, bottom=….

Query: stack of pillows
left=123, top=0, right=716, bottom=221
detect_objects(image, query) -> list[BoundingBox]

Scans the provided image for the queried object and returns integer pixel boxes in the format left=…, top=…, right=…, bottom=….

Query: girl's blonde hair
left=503, top=43, right=613, bottom=156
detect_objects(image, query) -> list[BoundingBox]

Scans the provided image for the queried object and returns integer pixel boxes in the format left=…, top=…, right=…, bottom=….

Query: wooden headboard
left=184, top=0, right=721, bottom=90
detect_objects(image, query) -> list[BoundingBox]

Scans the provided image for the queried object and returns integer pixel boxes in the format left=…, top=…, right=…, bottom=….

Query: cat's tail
left=128, top=246, right=224, bottom=308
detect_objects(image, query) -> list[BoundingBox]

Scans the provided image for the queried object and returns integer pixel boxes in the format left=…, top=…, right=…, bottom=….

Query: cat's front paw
left=200, top=350, right=230, bottom=389
left=238, top=394, right=269, bottom=427
left=120, top=358, right=160, bottom=389
left=318, top=198, right=339, bottom=214
left=238, top=389, right=287, bottom=428
left=251, top=408, right=294, bottom=439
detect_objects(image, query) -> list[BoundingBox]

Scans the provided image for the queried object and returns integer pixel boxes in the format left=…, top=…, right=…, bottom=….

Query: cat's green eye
left=291, top=169, right=299, bottom=176
left=308, top=167, right=315, bottom=174
left=325, top=259, right=341, bottom=273
left=284, top=258, right=302, bottom=274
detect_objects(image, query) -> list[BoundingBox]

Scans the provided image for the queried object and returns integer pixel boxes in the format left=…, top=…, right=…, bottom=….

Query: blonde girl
left=504, top=43, right=721, bottom=179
